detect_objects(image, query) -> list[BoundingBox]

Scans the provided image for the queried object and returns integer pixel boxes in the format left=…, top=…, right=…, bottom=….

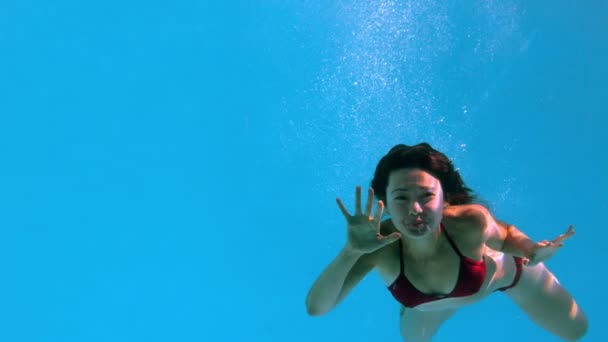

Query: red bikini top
left=387, top=225, right=486, bottom=308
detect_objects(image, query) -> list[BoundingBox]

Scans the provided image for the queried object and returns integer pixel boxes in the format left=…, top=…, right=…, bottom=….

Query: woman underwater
left=306, top=143, right=588, bottom=341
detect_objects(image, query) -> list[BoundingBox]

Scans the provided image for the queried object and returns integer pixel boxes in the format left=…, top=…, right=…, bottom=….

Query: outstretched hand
left=525, top=225, right=575, bottom=266
left=336, top=186, right=401, bottom=254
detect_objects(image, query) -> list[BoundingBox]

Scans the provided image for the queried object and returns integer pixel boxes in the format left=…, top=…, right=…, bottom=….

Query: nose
left=408, top=201, right=422, bottom=216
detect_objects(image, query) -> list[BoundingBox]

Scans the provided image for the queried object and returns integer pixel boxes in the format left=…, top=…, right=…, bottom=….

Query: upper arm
left=444, top=204, right=508, bottom=250
left=469, top=204, right=508, bottom=250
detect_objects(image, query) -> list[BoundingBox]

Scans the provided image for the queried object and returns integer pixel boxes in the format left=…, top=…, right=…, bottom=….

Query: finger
left=552, top=225, right=576, bottom=244
left=373, top=200, right=384, bottom=223
left=566, top=224, right=575, bottom=233
left=336, top=197, right=351, bottom=218
left=364, top=187, right=374, bottom=216
left=562, top=224, right=575, bottom=237
left=355, top=186, right=362, bottom=215
left=377, top=231, right=401, bottom=244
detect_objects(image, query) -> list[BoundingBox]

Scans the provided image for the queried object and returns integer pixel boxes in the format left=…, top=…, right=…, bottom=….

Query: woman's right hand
left=525, top=225, right=576, bottom=266
left=336, top=186, right=401, bottom=254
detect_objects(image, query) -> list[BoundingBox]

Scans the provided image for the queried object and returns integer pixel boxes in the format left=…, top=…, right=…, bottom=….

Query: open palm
left=336, top=186, right=401, bottom=254
left=526, top=225, right=575, bottom=266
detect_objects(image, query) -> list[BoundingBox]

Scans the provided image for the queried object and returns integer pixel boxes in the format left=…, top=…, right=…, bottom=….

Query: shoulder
left=443, top=203, right=491, bottom=228
left=442, top=204, right=491, bottom=244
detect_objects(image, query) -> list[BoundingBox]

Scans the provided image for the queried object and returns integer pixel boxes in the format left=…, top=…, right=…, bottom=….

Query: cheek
left=423, top=199, right=444, bottom=214
left=387, top=202, right=405, bottom=216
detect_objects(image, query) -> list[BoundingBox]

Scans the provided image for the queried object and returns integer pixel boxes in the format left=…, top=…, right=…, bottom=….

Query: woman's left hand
left=525, top=225, right=575, bottom=266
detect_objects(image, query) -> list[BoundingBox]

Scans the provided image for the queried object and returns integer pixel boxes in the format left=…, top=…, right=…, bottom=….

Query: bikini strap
left=441, top=224, right=465, bottom=258
left=397, top=239, right=405, bottom=274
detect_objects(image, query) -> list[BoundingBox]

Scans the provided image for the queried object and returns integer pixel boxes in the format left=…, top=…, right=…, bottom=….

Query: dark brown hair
left=371, top=143, right=477, bottom=205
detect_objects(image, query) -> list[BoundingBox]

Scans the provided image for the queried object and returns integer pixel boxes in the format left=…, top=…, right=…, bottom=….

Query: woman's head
left=371, top=143, right=476, bottom=205
left=371, top=143, right=477, bottom=238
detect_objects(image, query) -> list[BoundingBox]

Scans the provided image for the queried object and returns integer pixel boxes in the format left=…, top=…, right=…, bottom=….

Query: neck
left=402, top=225, right=443, bottom=260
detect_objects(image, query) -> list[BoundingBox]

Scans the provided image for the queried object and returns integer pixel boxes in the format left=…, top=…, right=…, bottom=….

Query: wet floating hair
left=371, top=143, right=477, bottom=205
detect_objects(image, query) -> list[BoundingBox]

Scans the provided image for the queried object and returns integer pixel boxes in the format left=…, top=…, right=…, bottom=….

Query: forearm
left=305, top=247, right=364, bottom=316
left=500, top=223, right=535, bottom=258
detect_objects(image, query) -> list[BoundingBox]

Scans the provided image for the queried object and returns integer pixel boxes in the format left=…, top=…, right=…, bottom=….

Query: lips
left=407, top=217, right=426, bottom=226
left=402, top=218, right=427, bottom=230
left=404, top=221, right=428, bottom=236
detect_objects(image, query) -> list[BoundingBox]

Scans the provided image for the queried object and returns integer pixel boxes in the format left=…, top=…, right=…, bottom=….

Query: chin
left=404, top=224, right=431, bottom=237
left=404, top=223, right=439, bottom=238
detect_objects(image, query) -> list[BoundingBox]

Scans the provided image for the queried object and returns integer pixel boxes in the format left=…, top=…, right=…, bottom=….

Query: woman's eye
left=421, top=193, right=434, bottom=201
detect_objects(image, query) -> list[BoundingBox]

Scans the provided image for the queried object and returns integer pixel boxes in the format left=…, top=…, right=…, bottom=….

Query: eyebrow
left=391, top=186, right=434, bottom=194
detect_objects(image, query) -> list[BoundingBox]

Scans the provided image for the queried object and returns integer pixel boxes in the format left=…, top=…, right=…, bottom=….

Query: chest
left=403, top=248, right=464, bottom=295
left=377, top=239, right=485, bottom=296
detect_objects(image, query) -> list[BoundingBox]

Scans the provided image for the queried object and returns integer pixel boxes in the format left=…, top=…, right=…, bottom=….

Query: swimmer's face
left=385, top=168, right=445, bottom=238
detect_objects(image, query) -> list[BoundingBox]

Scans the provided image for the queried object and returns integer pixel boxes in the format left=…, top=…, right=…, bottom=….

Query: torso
left=371, top=210, right=519, bottom=311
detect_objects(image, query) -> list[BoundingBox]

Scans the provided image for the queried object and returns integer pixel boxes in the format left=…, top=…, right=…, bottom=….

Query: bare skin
left=306, top=169, right=587, bottom=341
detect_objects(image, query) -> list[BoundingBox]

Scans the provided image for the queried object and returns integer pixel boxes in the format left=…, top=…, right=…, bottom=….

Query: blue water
left=0, top=1, right=605, bottom=341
